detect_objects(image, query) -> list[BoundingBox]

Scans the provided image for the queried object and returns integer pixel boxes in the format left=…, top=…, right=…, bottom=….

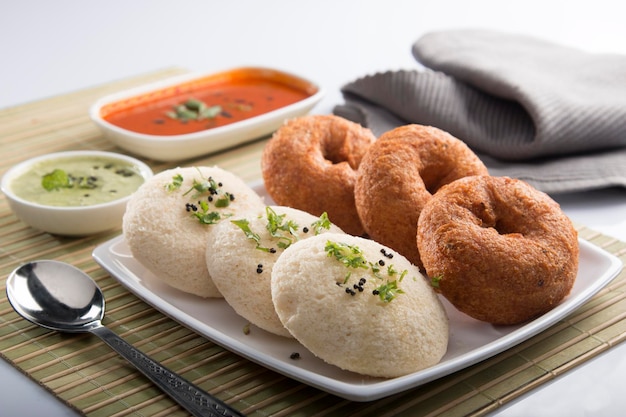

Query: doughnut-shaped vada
left=355, top=124, right=488, bottom=268
left=261, top=115, right=376, bottom=236
left=417, top=175, right=579, bottom=325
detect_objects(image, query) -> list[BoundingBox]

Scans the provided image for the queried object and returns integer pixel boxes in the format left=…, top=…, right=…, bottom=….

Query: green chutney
left=11, top=155, right=145, bottom=207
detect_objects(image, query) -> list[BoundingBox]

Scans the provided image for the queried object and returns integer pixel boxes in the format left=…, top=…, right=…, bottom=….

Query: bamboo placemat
left=1, top=68, right=626, bottom=417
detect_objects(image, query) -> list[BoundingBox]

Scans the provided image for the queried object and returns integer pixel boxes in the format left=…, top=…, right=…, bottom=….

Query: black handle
left=92, top=326, right=245, bottom=417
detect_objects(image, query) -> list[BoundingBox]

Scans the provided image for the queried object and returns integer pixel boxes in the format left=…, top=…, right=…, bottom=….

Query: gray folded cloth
left=334, top=29, right=626, bottom=193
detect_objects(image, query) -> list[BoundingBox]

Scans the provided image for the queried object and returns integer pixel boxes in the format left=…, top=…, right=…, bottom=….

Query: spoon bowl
left=6, top=260, right=244, bottom=417
left=7, top=261, right=104, bottom=332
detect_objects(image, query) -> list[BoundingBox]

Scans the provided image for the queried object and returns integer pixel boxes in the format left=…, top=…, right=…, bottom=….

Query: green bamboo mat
left=1, top=69, right=626, bottom=417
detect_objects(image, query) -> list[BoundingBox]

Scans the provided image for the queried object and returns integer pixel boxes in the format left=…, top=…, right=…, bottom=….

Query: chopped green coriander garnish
left=166, top=98, right=222, bottom=122
left=165, top=173, right=184, bottom=191
left=231, top=219, right=256, bottom=238
left=373, top=280, right=405, bottom=303
left=370, top=261, right=382, bottom=278
left=399, top=269, right=408, bottom=282
left=325, top=240, right=413, bottom=303
left=310, top=212, right=332, bottom=235
left=183, top=177, right=214, bottom=198
left=231, top=218, right=274, bottom=252
left=214, top=192, right=233, bottom=208
left=191, top=200, right=223, bottom=224
left=324, top=241, right=369, bottom=270
left=430, top=275, right=442, bottom=288
left=266, top=206, right=299, bottom=246
left=232, top=206, right=304, bottom=252
left=41, top=169, right=71, bottom=191
left=41, top=169, right=100, bottom=191
left=169, top=169, right=237, bottom=225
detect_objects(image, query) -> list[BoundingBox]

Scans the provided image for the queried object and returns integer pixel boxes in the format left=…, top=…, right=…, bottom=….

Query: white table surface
left=2, top=1, right=626, bottom=416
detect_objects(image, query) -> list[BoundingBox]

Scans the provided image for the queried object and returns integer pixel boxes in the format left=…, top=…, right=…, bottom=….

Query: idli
left=123, top=166, right=264, bottom=297
left=271, top=233, right=449, bottom=377
left=206, top=206, right=343, bottom=337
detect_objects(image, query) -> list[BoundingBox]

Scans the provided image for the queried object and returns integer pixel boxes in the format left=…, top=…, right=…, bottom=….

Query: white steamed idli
left=206, top=205, right=343, bottom=337
left=123, top=166, right=264, bottom=297
left=271, top=232, right=449, bottom=377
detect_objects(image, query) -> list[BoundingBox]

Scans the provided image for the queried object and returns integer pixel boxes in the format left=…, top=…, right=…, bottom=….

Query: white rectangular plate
left=93, top=234, right=622, bottom=402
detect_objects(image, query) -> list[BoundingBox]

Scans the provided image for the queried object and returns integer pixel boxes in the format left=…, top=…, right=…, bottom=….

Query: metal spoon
left=5, top=260, right=245, bottom=417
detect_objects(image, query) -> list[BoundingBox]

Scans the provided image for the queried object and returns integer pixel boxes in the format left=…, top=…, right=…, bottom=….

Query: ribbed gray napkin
left=334, top=29, right=626, bottom=193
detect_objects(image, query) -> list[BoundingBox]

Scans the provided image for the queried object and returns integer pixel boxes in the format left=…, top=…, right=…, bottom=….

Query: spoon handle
left=91, top=326, right=245, bottom=417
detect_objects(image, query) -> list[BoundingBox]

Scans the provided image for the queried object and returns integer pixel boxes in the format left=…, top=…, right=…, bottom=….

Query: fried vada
left=417, top=175, right=579, bottom=325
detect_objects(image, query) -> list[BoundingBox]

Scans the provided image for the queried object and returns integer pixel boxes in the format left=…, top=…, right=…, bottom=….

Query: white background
left=2, top=1, right=626, bottom=416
